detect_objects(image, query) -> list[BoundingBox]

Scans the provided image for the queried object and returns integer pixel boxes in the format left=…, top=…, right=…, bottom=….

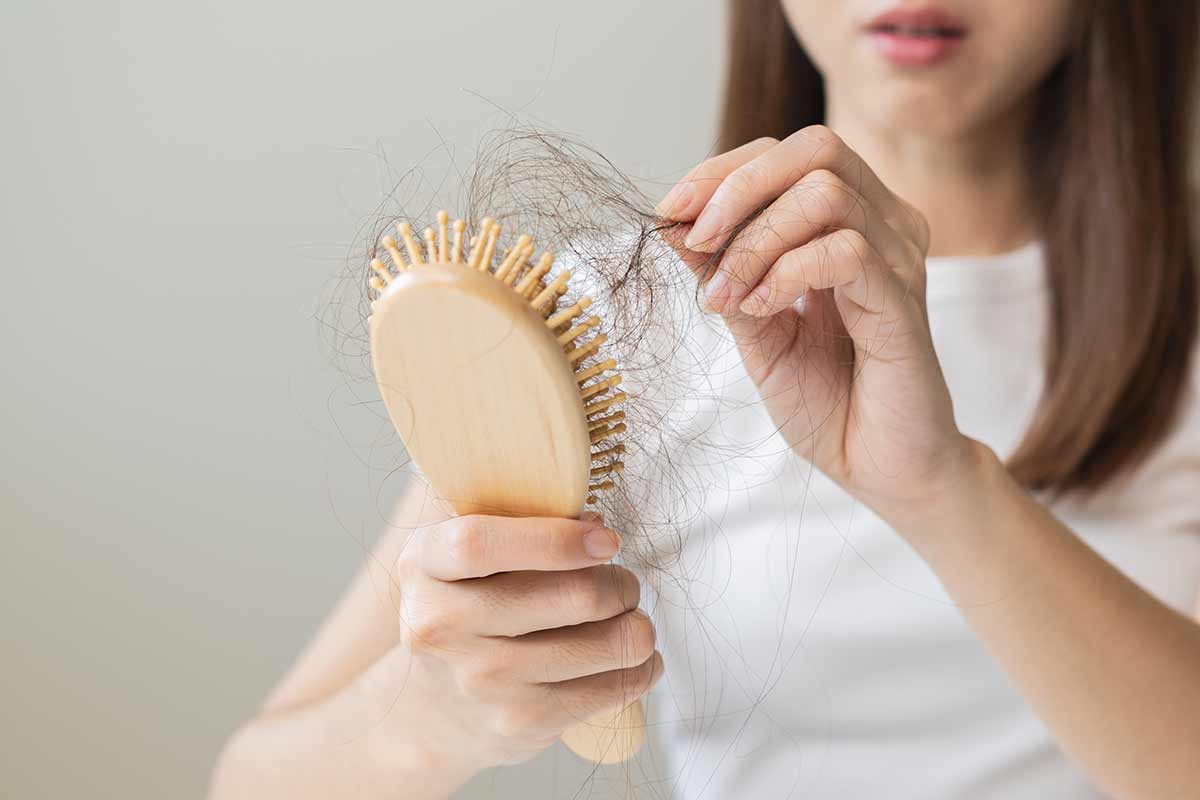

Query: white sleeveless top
left=622, top=242, right=1200, bottom=799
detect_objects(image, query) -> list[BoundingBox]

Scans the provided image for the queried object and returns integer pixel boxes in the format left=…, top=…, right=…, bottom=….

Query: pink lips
left=865, top=6, right=968, bottom=67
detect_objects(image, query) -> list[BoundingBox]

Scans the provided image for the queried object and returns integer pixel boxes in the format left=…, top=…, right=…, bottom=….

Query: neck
left=827, top=99, right=1038, bottom=258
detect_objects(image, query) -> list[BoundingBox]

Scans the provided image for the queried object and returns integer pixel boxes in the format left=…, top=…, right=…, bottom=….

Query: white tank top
left=623, top=241, right=1200, bottom=799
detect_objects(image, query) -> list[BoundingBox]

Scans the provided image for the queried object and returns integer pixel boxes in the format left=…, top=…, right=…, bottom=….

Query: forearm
left=209, top=655, right=477, bottom=800
left=882, top=441, right=1200, bottom=800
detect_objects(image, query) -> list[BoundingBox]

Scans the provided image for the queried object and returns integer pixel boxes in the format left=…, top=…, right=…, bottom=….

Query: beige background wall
left=0, top=1, right=724, bottom=797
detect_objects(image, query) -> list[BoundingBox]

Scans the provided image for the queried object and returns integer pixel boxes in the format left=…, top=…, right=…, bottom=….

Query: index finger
left=684, top=125, right=919, bottom=253
left=655, top=136, right=780, bottom=222
left=419, top=515, right=622, bottom=581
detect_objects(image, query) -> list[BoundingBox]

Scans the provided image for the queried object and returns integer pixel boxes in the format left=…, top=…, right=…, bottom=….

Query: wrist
left=346, top=669, right=483, bottom=799
left=873, top=435, right=1006, bottom=546
left=362, top=721, right=477, bottom=800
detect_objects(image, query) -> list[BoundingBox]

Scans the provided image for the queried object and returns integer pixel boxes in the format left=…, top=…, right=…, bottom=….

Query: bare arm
left=208, top=481, right=660, bottom=799
left=892, top=442, right=1200, bottom=800
left=208, top=482, right=457, bottom=798
left=263, top=482, right=439, bottom=714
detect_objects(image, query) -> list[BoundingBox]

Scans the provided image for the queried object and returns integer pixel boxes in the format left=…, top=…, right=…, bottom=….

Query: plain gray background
left=0, top=1, right=724, bottom=797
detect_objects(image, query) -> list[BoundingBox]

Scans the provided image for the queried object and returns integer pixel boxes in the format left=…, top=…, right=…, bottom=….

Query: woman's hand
left=381, top=513, right=660, bottom=773
left=659, top=125, right=976, bottom=516
left=209, top=513, right=660, bottom=800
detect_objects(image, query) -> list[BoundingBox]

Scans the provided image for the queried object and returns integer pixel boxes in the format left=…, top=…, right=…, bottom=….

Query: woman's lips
left=865, top=6, right=968, bottom=67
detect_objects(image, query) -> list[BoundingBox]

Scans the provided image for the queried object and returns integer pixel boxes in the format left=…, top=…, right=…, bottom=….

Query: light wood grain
left=371, top=264, right=591, bottom=517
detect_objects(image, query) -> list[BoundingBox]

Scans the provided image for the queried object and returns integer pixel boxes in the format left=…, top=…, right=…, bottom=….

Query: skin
left=210, top=2, right=1200, bottom=798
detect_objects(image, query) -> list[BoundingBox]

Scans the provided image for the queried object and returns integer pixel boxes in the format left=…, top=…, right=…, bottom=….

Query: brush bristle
left=370, top=211, right=626, bottom=503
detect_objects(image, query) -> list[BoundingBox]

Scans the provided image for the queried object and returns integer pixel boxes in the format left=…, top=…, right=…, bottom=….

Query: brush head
left=367, top=211, right=626, bottom=517
left=370, top=263, right=594, bottom=517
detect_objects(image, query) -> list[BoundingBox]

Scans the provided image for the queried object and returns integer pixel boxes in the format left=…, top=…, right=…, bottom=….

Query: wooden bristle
left=517, top=253, right=555, bottom=297
left=451, top=219, right=466, bottom=264
left=587, top=410, right=625, bottom=432
left=493, top=244, right=516, bottom=282
left=369, top=275, right=385, bottom=296
left=590, top=462, right=624, bottom=478
left=546, top=297, right=592, bottom=330
left=496, top=235, right=531, bottom=283
left=467, top=218, right=494, bottom=269
left=566, top=333, right=607, bottom=365
left=558, top=316, right=600, bottom=346
left=584, top=392, right=627, bottom=418
left=370, top=257, right=393, bottom=285
left=581, top=374, right=622, bottom=401
left=591, top=443, right=627, bottom=462
left=503, top=242, right=534, bottom=286
left=479, top=222, right=502, bottom=272
left=575, top=358, right=617, bottom=385
left=589, top=479, right=616, bottom=492
left=532, top=271, right=571, bottom=312
left=423, top=227, right=437, bottom=264
left=590, top=422, right=626, bottom=445
left=437, top=210, right=449, bottom=262
left=397, top=223, right=424, bottom=266
left=378, top=236, right=404, bottom=273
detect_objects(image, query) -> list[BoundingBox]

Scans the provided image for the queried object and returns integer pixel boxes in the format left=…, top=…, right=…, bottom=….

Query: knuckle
left=796, top=124, right=842, bottom=152
left=682, top=159, right=705, bottom=178
left=459, top=653, right=509, bottom=697
left=804, top=167, right=844, bottom=190
left=393, top=547, right=417, bottom=579
left=492, top=703, right=545, bottom=739
left=895, top=265, right=927, bottom=300
left=405, top=613, right=448, bottom=650
left=445, top=517, right=489, bottom=571
left=561, top=570, right=608, bottom=620
left=615, top=610, right=657, bottom=665
left=901, top=237, right=926, bottom=274
left=740, top=136, right=780, bottom=160
left=614, top=566, right=642, bottom=609
left=833, top=228, right=873, bottom=262
left=800, top=169, right=856, bottom=217
left=627, top=653, right=659, bottom=696
left=898, top=200, right=931, bottom=252
left=597, top=656, right=658, bottom=709
left=724, top=160, right=766, bottom=201
left=400, top=588, right=460, bottom=650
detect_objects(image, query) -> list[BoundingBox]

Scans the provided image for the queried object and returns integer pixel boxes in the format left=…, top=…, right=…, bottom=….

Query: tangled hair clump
left=322, top=126, right=769, bottom=576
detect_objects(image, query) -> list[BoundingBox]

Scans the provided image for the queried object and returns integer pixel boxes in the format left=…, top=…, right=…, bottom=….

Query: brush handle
left=560, top=700, right=646, bottom=764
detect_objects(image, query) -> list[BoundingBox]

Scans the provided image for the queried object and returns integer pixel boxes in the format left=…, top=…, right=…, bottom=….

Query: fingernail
left=584, top=527, right=621, bottom=559
left=703, top=270, right=730, bottom=313
left=739, top=285, right=770, bottom=316
left=656, top=183, right=693, bottom=220
left=684, top=203, right=723, bottom=250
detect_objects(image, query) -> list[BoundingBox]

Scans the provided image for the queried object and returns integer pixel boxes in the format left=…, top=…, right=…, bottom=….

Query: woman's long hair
left=720, top=1, right=1199, bottom=493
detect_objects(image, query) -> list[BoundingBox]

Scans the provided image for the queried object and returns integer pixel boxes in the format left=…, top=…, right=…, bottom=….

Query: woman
left=210, top=1, right=1200, bottom=797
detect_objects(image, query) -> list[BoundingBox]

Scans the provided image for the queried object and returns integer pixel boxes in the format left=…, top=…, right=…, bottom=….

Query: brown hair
left=720, top=1, right=1199, bottom=493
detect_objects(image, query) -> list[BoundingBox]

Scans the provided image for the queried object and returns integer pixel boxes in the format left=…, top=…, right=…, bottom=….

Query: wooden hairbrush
left=367, top=210, right=644, bottom=764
